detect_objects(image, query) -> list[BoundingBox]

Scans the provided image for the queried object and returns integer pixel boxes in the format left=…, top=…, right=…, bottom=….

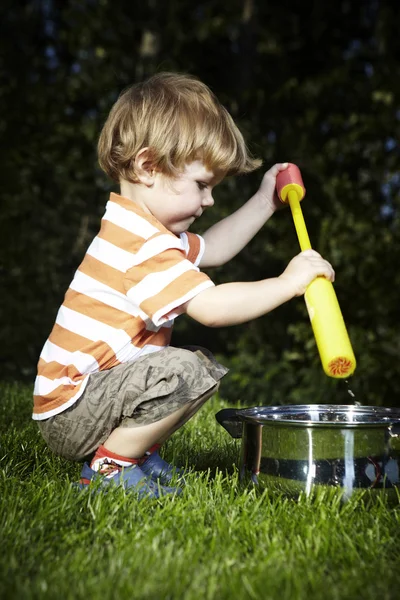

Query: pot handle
left=388, top=424, right=400, bottom=454
left=215, top=408, right=243, bottom=439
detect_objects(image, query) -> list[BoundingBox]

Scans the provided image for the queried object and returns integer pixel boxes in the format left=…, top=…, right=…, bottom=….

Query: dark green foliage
left=1, top=1, right=399, bottom=406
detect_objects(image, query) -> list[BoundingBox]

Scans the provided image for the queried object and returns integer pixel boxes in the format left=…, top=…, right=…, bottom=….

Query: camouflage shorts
left=38, top=346, right=228, bottom=462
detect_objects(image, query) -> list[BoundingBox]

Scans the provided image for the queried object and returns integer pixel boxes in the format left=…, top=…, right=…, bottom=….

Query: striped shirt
left=33, top=193, right=214, bottom=420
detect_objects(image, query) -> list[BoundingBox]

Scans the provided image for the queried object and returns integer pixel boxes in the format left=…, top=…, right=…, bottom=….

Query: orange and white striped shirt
left=33, top=193, right=214, bottom=420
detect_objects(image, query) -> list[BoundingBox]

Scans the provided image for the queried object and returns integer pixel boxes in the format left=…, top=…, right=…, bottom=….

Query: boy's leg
left=103, top=384, right=217, bottom=458
left=155, top=385, right=217, bottom=445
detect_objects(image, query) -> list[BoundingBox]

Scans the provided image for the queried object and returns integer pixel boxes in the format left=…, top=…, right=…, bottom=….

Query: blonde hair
left=98, top=72, right=261, bottom=183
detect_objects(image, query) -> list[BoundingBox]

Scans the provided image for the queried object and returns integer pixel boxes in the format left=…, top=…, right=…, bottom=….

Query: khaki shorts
left=38, top=346, right=228, bottom=462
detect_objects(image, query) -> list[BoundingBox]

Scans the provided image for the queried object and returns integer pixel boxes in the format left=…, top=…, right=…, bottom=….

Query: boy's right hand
left=279, top=250, right=335, bottom=296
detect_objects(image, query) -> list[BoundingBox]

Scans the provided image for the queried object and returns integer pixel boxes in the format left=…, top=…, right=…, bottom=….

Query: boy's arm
left=200, top=163, right=288, bottom=268
left=184, top=250, right=335, bottom=327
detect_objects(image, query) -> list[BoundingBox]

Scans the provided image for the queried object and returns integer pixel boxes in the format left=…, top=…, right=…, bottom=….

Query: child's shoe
left=140, top=451, right=187, bottom=485
left=77, top=461, right=182, bottom=498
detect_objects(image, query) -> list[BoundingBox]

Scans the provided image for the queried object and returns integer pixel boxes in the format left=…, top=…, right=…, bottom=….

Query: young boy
left=33, top=72, right=334, bottom=498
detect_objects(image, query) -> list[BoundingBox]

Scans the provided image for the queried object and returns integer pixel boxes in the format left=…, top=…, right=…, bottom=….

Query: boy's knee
left=161, top=346, right=227, bottom=391
left=163, top=346, right=207, bottom=377
left=154, top=346, right=211, bottom=391
left=183, top=345, right=215, bottom=360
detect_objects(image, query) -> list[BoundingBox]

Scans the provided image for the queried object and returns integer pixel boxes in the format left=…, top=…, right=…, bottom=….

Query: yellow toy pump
left=276, top=164, right=356, bottom=378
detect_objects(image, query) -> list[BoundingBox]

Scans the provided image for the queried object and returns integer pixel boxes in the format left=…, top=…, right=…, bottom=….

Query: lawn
left=1, top=381, right=399, bottom=600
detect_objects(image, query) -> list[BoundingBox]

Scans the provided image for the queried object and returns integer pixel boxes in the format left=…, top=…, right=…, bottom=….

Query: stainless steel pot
left=216, top=405, right=400, bottom=502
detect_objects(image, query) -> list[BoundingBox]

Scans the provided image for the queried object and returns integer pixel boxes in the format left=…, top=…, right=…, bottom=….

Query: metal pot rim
left=237, top=404, right=400, bottom=428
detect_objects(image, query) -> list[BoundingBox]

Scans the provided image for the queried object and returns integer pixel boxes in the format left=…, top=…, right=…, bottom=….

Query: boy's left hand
left=256, top=162, right=289, bottom=212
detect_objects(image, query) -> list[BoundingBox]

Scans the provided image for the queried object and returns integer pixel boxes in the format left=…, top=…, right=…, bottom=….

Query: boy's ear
left=134, top=148, right=156, bottom=186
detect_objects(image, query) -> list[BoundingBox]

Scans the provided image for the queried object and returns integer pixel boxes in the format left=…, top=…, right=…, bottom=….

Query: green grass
left=1, top=381, right=399, bottom=600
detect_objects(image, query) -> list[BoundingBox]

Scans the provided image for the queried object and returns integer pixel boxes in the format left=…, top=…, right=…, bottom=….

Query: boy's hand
left=279, top=250, right=335, bottom=296
left=256, top=162, right=289, bottom=211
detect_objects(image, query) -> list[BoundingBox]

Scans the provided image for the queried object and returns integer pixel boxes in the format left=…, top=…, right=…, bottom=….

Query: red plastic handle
left=276, top=163, right=306, bottom=203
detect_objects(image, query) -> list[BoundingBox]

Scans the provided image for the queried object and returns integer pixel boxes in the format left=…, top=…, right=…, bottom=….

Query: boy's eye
left=197, top=181, right=208, bottom=190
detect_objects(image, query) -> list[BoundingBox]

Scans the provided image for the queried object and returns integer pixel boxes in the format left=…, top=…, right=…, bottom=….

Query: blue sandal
left=77, top=461, right=182, bottom=498
left=140, top=451, right=187, bottom=485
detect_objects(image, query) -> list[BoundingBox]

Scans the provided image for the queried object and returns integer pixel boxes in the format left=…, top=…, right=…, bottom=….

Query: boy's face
left=145, top=160, right=220, bottom=234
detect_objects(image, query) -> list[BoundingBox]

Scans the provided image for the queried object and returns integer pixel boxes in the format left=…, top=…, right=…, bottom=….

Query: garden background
left=1, top=0, right=400, bottom=407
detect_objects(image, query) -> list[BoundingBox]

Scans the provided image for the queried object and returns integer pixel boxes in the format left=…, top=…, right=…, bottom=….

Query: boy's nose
left=202, top=193, right=214, bottom=207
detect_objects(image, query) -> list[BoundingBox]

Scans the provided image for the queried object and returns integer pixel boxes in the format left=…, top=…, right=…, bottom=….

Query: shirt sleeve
left=179, top=232, right=205, bottom=266
left=124, top=232, right=214, bottom=327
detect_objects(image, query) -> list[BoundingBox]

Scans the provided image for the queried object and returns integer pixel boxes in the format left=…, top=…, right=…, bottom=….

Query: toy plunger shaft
left=276, top=164, right=356, bottom=378
left=287, top=190, right=312, bottom=251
